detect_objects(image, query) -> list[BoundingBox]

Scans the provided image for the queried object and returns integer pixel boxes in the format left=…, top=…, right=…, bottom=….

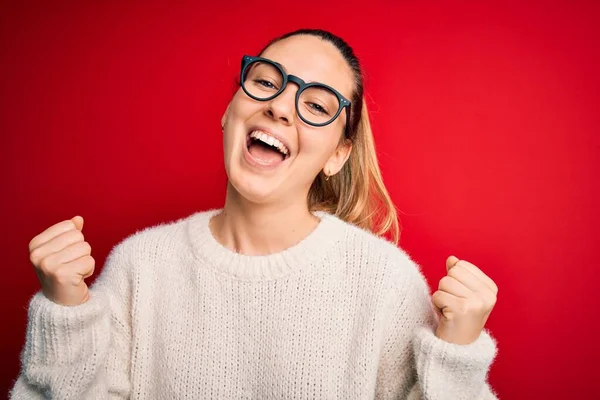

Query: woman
left=11, top=29, right=499, bottom=399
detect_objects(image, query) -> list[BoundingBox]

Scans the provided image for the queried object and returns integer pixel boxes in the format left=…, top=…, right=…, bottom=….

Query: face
left=221, top=35, right=355, bottom=205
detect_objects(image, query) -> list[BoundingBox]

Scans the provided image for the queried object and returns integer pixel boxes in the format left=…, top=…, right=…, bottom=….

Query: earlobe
left=324, top=142, right=353, bottom=177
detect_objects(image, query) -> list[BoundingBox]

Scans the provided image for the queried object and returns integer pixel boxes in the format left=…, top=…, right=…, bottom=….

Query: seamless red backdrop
left=1, top=1, right=599, bottom=398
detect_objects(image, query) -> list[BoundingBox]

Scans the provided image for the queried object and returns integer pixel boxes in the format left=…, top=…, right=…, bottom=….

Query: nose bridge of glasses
left=267, top=80, right=298, bottom=122
left=269, top=76, right=301, bottom=110
left=271, top=74, right=312, bottom=115
left=274, top=74, right=304, bottom=103
left=286, top=75, right=307, bottom=92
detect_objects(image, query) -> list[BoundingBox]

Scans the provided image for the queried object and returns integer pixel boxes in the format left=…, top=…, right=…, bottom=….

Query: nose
left=265, top=83, right=298, bottom=126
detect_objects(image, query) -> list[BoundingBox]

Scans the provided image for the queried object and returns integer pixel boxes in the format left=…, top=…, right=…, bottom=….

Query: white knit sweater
left=11, top=209, right=498, bottom=399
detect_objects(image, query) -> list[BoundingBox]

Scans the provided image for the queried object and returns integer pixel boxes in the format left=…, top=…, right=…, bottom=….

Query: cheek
left=297, top=126, right=342, bottom=164
left=227, top=90, right=261, bottom=122
left=222, top=93, right=259, bottom=152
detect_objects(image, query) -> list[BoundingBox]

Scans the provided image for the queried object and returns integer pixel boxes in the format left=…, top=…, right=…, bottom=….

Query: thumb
left=446, top=255, right=460, bottom=272
left=72, top=216, right=84, bottom=231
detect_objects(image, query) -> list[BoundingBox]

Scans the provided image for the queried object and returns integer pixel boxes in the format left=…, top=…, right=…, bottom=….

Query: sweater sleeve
left=375, top=254, right=498, bottom=400
left=10, top=242, right=133, bottom=400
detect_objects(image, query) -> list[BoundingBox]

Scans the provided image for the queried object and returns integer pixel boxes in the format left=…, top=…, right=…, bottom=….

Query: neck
left=210, top=183, right=319, bottom=256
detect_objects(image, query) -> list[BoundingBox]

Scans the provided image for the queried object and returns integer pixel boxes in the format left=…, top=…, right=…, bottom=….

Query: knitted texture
left=11, top=209, right=498, bottom=399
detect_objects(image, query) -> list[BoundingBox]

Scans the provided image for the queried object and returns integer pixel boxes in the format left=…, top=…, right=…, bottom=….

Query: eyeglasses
left=240, top=55, right=352, bottom=138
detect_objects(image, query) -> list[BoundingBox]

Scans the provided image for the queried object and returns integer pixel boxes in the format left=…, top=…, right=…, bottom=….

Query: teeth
left=249, top=130, right=289, bottom=156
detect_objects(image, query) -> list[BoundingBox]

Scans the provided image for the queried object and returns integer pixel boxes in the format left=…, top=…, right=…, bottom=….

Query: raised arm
left=10, top=217, right=133, bottom=399
left=376, top=254, right=498, bottom=399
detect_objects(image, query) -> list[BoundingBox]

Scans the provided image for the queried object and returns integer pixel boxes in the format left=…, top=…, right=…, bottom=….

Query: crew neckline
left=186, top=209, right=343, bottom=281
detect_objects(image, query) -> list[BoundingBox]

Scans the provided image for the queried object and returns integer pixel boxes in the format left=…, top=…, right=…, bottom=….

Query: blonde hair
left=308, top=97, right=400, bottom=244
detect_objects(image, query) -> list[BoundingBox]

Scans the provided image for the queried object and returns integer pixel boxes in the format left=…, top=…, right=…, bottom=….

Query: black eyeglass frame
left=240, top=55, right=352, bottom=138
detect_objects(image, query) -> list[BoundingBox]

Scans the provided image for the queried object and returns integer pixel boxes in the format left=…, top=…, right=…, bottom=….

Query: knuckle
left=39, top=257, right=54, bottom=273
left=85, top=256, right=96, bottom=274
left=82, top=241, right=92, bottom=254
left=442, top=275, right=454, bottom=285
left=438, top=276, right=449, bottom=289
left=28, top=237, right=38, bottom=252
left=65, top=219, right=77, bottom=231
left=81, top=254, right=94, bottom=266
left=448, top=266, right=460, bottom=279
left=71, top=229, right=84, bottom=242
left=29, top=248, right=42, bottom=265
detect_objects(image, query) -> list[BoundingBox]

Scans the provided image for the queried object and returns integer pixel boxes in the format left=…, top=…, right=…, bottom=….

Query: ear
left=323, top=140, right=352, bottom=176
left=221, top=102, right=231, bottom=130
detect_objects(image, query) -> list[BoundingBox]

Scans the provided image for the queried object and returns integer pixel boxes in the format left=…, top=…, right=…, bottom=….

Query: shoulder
left=323, top=212, right=430, bottom=290
left=94, top=210, right=218, bottom=290
left=108, top=210, right=217, bottom=266
left=323, top=214, right=435, bottom=326
left=114, top=215, right=184, bottom=255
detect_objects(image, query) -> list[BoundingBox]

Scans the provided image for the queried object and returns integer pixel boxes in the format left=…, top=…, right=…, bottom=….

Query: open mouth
left=246, top=130, right=290, bottom=164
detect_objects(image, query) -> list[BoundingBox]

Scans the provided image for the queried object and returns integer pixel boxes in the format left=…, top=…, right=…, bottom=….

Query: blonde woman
left=11, top=29, right=499, bottom=399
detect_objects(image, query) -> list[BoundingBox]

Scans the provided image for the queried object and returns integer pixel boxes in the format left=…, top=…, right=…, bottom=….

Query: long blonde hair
left=308, top=97, right=400, bottom=243
left=261, top=29, right=400, bottom=243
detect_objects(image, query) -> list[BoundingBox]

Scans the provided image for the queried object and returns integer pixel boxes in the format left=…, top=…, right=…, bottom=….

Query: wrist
left=435, top=324, right=481, bottom=345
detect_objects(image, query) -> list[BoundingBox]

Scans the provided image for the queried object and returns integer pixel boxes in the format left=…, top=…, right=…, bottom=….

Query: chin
left=227, top=170, right=282, bottom=205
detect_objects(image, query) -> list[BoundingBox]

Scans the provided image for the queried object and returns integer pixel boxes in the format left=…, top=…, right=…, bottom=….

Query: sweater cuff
left=25, top=290, right=110, bottom=366
left=414, top=327, right=497, bottom=372
left=413, top=327, right=497, bottom=399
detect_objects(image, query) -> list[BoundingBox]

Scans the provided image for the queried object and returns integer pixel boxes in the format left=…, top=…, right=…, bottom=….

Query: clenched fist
left=28, top=216, right=95, bottom=306
left=433, top=256, right=498, bottom=345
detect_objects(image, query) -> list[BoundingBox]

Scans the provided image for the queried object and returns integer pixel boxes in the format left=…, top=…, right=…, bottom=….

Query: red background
left=1, top=1, right=599, bottom=398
